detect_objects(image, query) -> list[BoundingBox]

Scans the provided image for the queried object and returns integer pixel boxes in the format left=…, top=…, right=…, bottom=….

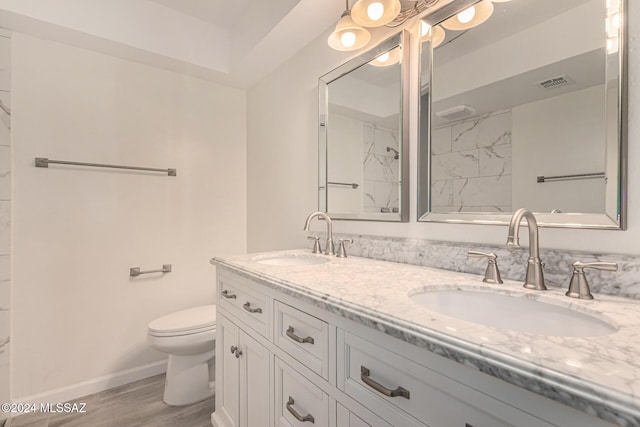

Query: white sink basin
left=409, top=289, right=618, bottom=337
left=252, top=254, right=330, bottom=266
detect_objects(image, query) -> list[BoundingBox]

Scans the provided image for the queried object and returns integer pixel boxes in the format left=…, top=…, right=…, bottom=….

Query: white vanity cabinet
left=212, top=268, right=615, bottom=427
left=213, top=313, right=272, bottom=427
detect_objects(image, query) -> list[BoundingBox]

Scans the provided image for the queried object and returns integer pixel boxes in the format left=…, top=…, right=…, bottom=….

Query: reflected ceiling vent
left=537, top=74, right=575, bottom=89
left=435, top=104, right=476, bottom=121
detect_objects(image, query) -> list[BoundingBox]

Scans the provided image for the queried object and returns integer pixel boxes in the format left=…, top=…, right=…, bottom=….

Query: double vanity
left=210, top=246, right=639, bottom=427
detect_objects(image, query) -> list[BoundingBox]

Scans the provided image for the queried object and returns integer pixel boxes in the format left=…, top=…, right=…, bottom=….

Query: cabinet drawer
left=339, top=331, right=552, bottom=427
left=275, top=301, right=329, bottom=379
left=218, top=271, right=270, bottom=338
left=276, top=358, right=329, bottom=427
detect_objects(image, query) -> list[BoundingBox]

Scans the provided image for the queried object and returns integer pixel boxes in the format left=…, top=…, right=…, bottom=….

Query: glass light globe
left=367, top=2, right=384, bottom=21
left=457, top=6, right=476, bottom=24
left=341, top=31, right=356, bottom=48
left=376, top=52, right=390, bottom=63
left=421, top=21, right=431, bottom=37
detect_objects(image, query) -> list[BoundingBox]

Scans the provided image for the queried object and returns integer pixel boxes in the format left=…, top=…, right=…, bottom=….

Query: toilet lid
left=148, top=305, right=216, bottom=335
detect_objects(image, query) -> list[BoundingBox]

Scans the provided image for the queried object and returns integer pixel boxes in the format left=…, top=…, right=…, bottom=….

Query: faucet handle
left=566, top=261, right=618, bottom=300
left=336, top=239, right=353, bottom=258
left=468, top=251, right=503, bottom=284
left=307, top=236, right=322, bottom=254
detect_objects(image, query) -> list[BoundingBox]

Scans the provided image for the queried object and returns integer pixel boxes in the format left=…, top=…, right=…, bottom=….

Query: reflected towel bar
left=328, top=181, right=359, bottom=189
left=35, top=157, right=176, bottom=176
left=130, top=264, right=172, bottom=277
left=537, top=172, right=604, bottom=183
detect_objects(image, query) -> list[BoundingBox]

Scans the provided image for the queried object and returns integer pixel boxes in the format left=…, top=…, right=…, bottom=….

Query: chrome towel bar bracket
left=130, top=264, right=172, bottom=277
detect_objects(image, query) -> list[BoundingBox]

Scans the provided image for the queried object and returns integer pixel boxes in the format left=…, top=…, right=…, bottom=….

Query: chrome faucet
left=303, top=211, right=335, bottom=256
left=506, top=208, right=546, bottom=290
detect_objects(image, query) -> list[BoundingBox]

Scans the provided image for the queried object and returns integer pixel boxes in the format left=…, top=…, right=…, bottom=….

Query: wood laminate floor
left=7, top=374, right=214, bottom=427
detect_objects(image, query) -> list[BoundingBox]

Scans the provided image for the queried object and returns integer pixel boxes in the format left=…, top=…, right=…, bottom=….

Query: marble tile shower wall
left=431, top=111, right=512, bottom=213
left=363, top=123, right=399, bottom=213
left=0, top=31, right=10, bottom=414
left=317, top=233, right=640, bottom=300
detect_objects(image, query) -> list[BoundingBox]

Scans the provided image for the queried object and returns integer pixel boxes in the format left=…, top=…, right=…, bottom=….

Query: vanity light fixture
left=352, top=0, right=401, bottom=27
left=328, top=0, right=371, bottom=51
left=369, top=47, right=400, bottom=67
left=420, top=21, right=445, bottom=47
left=328, top=0, right=439, bottom=51
left=441, top=0, right=494, bottom=31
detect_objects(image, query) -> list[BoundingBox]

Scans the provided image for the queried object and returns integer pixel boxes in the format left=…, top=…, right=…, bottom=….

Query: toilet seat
left=148, top=305, right=216, bottom=337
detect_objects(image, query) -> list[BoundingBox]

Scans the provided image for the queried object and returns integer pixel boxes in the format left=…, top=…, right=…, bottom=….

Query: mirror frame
left=319, top=30, right=410, bottom=222
left=417, top=0, right=628, bottom=230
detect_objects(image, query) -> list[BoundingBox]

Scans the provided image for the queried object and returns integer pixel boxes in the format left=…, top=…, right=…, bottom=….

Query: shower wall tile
left=431, top=180, right=453, bottom=207
left=0, top=92, right=10, bottom=147
left=452, top=111, right=511, bottom=151
left=363, top=181, right=375, bottom=208
left=479, top=144, right=511, bottom=177
left=431, top=111, right=512, bottom=212
left=0, top=35, right=10, bottom=92
left=0, top=146, right=9, bottom=200
left=0, top=201, right=9, bottom=255
left=373, top=126, right=398, bottom=156
left=363, top=123, right=374, bottom=155
left=431, top=126, right=451, bottom=155
left=453, top=175, right=511, bottom=207
left=363, top=124, right=400, bottom=213
left=431, top=149, right=479, bottom=181
left=0, top=30, right=9, bottom=415
left=0, top=363, right=8, bottom=404
left=364, top=154, right=398, bottom=184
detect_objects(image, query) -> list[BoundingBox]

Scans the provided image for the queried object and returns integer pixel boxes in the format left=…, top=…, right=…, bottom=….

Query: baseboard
left=13, top=360, right=167, bottom=406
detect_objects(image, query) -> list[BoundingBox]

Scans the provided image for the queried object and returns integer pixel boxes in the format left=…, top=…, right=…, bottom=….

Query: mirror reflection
left=319, top=32, right=409, bottom=221
left=419, top=0, right=625, bottom=228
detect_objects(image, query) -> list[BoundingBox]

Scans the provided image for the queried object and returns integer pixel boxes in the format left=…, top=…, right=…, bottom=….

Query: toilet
left=147, top=305, right=216, bottom=406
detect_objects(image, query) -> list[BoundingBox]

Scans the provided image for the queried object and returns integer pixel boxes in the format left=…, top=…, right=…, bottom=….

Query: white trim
left=12, top=360, right=167, bottom=406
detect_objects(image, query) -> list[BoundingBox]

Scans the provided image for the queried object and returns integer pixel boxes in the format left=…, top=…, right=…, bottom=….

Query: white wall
left=512, top=85, right=605, bottom=213
left=327, top=114, right=363, bottom=214
left=247, top=3, right=640, bottom=256
left=11, top=33, right=246, bottom=399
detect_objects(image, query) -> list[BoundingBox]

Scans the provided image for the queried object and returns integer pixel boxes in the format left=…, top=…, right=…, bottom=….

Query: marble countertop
left=211, top=250, right=640, bottom=426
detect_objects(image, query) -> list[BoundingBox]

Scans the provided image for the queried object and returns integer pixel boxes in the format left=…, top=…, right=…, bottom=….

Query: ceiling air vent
left=537, top=74, right=575, bottom=89
left=435, top=105, right=476, bottom=121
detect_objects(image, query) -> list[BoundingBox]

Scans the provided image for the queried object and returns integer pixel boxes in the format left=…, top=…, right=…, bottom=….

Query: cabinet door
left=240, top=330, right=271, bottom=427
left=336, top=403, right=391, bottom=427
left=213, top=314, right=240, bottom=427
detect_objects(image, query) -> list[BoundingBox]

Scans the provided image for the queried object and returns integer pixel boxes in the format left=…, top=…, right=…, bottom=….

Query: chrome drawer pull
left=286, top=397, right=315, bottom=423
left=286, top=326, right=314, bottom=344
left=243, top=302, right=262, bottom=314
left=221, top=290, right=236, bottom=299
left=360, top=366, right=410, bottom=399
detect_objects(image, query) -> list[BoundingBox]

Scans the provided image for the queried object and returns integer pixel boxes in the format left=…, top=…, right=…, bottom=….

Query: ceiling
left=148, top=0, right=257, bottom=29
left=0, top=0, right=348, bottom=88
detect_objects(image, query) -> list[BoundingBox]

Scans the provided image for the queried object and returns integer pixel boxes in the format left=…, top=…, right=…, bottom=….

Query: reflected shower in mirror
left=319, top=31, right=409, bottom=222
left=418, top=0, right=626, bottom=229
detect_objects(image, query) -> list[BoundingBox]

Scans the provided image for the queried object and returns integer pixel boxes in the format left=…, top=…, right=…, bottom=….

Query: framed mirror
left=319, top=31, right=410, bottom=222
left=418, top=0, right=627, bottom=229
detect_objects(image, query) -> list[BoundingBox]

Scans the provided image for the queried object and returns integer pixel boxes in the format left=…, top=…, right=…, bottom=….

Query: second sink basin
left=409, top=288, right=618, bottom=337
left=252, top=253, right=330, bottom=266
